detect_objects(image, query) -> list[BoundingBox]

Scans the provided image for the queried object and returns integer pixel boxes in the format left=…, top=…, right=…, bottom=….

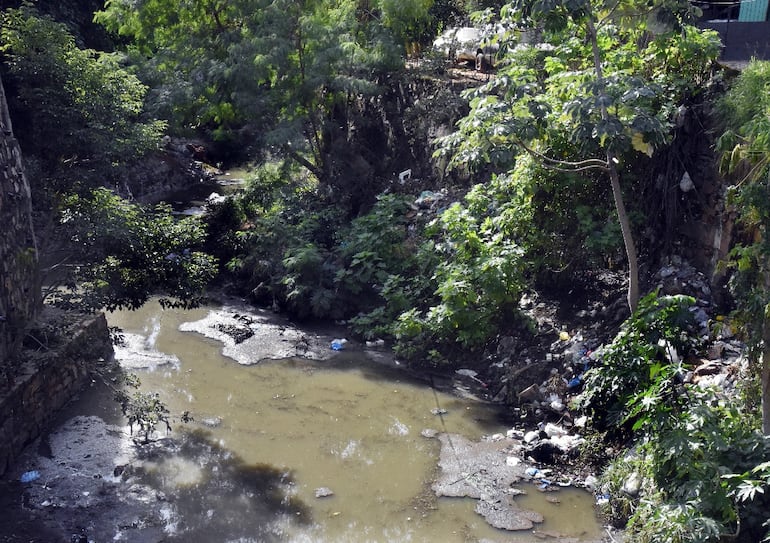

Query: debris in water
left=330, top=338, right=347, bottom=351
left=315, top=487, right=334, bottom=498
left=20, top=470, right=40, bottom=483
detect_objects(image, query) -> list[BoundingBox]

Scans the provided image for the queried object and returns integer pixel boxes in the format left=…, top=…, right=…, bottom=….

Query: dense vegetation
left=1, top=0, right=770, bottom=540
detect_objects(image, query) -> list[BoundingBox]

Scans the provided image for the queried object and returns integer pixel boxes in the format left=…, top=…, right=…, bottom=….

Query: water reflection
left=125, top=430, right=310, bottom=542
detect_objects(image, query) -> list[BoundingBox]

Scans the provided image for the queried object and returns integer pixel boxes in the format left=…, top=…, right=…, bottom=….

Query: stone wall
left=0, top=313, right=114, bottom=477
left=0, top=73, right=40, bottom=366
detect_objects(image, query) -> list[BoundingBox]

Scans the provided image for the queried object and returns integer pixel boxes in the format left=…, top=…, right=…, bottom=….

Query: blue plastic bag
left=20, top=470, right=40, bottom=483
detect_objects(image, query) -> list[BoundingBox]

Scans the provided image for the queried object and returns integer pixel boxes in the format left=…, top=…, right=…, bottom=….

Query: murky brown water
left=106, top=302, right=603, bottom=542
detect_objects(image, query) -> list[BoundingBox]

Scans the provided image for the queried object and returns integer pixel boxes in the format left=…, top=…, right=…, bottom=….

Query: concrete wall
left=0, top=313, right=114, bottom=477
left=701, top=21, right=770, bottom=61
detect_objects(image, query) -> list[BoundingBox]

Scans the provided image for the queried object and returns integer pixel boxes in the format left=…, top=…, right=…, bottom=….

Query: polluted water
left=45, top=300, right=604, bottom=542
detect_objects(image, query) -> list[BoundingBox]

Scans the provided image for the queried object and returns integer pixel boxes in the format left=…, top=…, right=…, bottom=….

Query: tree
left=717, top=60, right=770, bottom=435
left=94, top=0, right=409, bottom=187
left=51, top=188, right=218, bottom=312
left=1, top=5, right=219, bottom=319
left=0, top=5, right=165, bottom=189
left=436, top=0, right=717, bottom=312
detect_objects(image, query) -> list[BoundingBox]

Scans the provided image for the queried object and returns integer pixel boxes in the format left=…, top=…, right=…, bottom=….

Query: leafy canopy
left=52, top=188, right=217, bottom=312
left=95, top=0, right=411, bottom=175
left=437, top=1, right=717, bottom=172
left=0, top=5, right=165, bottom=183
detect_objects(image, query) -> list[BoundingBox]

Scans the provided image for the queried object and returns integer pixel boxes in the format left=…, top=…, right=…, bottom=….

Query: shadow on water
left=127, top=429, right=311, bottom=542
left=278, top=354, right=510, bottom=436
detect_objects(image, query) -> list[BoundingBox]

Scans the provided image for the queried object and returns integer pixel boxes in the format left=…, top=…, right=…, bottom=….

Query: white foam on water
left=388, top=417, right=410, bottom=436
left=114, top=332, right=180, bottom=370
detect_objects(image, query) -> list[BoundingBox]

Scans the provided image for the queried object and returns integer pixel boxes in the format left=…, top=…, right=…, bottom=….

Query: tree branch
left=283, top=145, right=323, bottom=179
left=516, top=138, right=609, bottom=172
left=597, top=0, right=624, bottom=30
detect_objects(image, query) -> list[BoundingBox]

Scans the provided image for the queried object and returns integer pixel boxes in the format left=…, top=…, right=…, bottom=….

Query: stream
left=100, top=301, right=603, bottom=542
left=2, top=169, right=605, bottom=542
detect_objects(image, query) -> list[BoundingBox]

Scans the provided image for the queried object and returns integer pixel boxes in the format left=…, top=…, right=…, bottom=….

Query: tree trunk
left=0, top=73, right=40, bottom=366
left=760, top=304, right=770, bottom=436
left=586, top=17, right=640, bottom=313
left=607, top=160, right=640, bottom=312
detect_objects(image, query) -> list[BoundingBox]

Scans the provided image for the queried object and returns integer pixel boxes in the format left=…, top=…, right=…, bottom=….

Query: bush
left=577, top=291, right=700, bottom=431
left=578, top=292, right=770, bottom=542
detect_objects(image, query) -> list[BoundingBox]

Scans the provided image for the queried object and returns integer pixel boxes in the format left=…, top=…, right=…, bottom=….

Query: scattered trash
left=365, top=338, right=385, bottom=347
left=330, top=338, right=347, bottom=351
left=518, top=383, right=541, bottom=402
left=525, top=467, right=543, bottom=478
left=596, top=493, right=611, bottom=506
left=431, top=407, right=448, bottom=416
left=206, top=192, right=226, bottom=205
left=415, top=190, right=444, bottom=209
left=548, top=397, right=565, bottom=413
left=567, top=376, right=583, bottom=390
left=200, top=416, right=223, bottom=428
left=20, top=470, right=40, bottom=483
left=679, top=171, right=694, bottom=192
left=506, top=456, right=521, bottom=467
left=543, top=423, right=568, bottom=438
left=622, top=472, right=641, bottom=497
left=456, top=368, right=488, bottom=388
left=559, top=331, right=570, bottom=341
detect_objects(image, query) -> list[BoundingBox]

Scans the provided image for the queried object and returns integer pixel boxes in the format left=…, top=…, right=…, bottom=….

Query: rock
left=433, top=433, right=529, bottom=500
left=421, top=428, right=439, bottom=438
left=583, top=475, right=600, bottom=492
left=315, top=487, right=334, bottom=498
left=691, top=308, right=709, bottom=328
left=622, top=472, right=641, bottom=497
left=706, top=342, right=725, bottom=360
left=430, top=407, right=448, bottom=416
left=523, top=431, right=540, bottom=444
